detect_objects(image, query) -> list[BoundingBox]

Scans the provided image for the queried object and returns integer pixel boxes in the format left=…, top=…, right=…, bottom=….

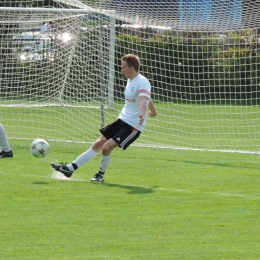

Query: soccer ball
left=30, top=139, right=50, bottom=158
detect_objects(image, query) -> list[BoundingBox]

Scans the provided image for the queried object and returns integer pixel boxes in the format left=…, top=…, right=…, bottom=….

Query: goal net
left=0, top=0, right=260, bottom=154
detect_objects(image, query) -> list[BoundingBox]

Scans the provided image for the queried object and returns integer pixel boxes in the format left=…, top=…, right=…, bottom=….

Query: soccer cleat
left=91, top=172, right=104, bottom=182
left=0, top=150, right=13, bottom=158
left=51, top=162, right=73, bottom=178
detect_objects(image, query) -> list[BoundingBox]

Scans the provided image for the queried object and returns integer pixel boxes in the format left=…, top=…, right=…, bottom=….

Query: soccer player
left=51, top=54, right=157, bottom=182
left=0, top=123, right=13, bottom=158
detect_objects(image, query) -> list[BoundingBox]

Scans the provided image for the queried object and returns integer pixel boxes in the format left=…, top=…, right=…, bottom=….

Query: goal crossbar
left=0, top=7, right=116, bottom=15
left=0, top=7, right=95, bottom=13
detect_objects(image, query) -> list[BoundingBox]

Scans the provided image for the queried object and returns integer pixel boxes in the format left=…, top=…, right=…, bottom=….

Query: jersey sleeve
left=139, top=78, right=151, bottom=98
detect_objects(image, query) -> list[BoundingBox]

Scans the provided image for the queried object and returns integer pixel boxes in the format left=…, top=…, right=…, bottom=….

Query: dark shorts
left=100, top=119, right=141, bottom=150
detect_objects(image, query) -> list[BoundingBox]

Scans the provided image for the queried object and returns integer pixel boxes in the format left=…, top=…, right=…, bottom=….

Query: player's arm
left=149, top=99, right=157, bottom=117
left=139, top=96, right=148, bottom=126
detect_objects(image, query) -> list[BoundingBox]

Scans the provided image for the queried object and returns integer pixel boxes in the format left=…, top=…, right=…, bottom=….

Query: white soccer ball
left=30, top=139, right=50, bottom=158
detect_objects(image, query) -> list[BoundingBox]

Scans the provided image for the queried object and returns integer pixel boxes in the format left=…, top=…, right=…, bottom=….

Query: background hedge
left=114, top=29, right=260, bottom=104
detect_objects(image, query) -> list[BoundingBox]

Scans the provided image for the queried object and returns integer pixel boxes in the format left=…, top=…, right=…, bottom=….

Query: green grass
left=1, top=102, right=260, bottom=152
left=1, top=140, right=260, bottom=259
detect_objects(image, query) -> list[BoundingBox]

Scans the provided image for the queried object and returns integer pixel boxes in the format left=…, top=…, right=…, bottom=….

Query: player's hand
left=149, top=110, right=157, bottom=117
left=139, top=114, right=145, bottom=126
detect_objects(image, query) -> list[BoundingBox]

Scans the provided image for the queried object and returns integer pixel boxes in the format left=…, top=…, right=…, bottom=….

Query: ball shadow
left=32, top=181, right=49, bottom=185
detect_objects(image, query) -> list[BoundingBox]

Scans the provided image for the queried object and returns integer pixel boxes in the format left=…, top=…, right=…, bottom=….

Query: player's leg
left=0, top=124, right=13, bottom=158
left=51, top=135, right=107, bottom=177
left=51, top=120, right=121, bottom=178
left=70, top=135, right=107, bottom=169
left=91, top=122, right=141, bottom=182
left=91, top=138, right=119, bottom=182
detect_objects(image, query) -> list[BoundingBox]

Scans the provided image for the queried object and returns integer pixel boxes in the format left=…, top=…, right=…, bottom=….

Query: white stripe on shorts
left=120, top=131, right=138, bottom=148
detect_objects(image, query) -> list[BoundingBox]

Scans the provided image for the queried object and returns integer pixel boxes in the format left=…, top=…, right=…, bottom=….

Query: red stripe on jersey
left=139, top=89, right=150, bottom=95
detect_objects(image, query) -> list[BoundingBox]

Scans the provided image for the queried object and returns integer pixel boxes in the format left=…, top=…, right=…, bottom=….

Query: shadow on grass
left=32, top=181, right=49, bottom=185
left=129, top=155, right=260, bottom=170
left=93, top=182, right=157, bottom=195
left=181, top=160, right=260, bottom=170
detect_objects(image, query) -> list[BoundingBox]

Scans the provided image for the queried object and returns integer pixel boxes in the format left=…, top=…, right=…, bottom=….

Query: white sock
left=99, top=154, right=111, bottom=173
left=67, top=148, right=98, bottom=171
left=0, top=124, right=11, bottom=151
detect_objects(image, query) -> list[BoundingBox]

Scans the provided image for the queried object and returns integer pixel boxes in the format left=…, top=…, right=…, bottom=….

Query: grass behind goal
left=0, top=139, right=259, bottom=259
left=1, top=102, right=260, bottom=152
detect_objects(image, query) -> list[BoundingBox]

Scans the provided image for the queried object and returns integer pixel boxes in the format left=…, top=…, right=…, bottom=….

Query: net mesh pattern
left=0, top=1, right=260, bottom=153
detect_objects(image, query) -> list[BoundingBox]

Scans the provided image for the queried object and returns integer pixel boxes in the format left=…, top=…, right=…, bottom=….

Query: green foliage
left=115, top=29, right=260, bottom=104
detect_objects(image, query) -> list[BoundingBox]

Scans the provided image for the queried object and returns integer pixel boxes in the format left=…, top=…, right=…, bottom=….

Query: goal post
left=0, top=6, right=116, bottom=106
left=0, top=1, right=260, bottom=154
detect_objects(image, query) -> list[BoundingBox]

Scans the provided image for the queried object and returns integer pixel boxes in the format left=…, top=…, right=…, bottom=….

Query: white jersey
left=119, top=73, right=151, bottom=132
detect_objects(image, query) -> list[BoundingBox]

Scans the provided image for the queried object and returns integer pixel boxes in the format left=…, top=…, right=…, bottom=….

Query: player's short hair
left=121, top=54, right=140, bottom=72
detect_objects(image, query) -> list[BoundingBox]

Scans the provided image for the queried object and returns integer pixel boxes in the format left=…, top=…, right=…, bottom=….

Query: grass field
left=1, top=139, right=260, bottom=259
left=1, top=102, right=260, bottom=152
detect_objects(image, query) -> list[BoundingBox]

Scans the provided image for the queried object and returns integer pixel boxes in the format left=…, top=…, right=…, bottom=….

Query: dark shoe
left=51, top=162, right=73, bottom=177
left=91, top=172, right=104, bottom=182
left=0, top=150, right=13, bottom=158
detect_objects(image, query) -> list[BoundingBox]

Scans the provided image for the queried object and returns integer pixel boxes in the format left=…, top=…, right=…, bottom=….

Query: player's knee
left=92, top=139, right=104, bottom=151
left=101, top=145, right=111, bottom=156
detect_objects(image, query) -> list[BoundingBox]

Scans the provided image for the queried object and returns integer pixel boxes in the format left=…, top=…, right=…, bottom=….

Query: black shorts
left=100, top=119, right=141, bottom=150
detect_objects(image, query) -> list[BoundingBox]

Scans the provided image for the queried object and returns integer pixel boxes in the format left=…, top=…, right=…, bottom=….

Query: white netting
left=0, top=1, right=260, bottom=153
left=57, top=0, right=259, bottom=30
left=1, top=1, right=260, bottom=30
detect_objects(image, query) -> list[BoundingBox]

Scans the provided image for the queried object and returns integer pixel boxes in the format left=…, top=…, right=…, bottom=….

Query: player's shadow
left=96, top=182, right=157, bottom=194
